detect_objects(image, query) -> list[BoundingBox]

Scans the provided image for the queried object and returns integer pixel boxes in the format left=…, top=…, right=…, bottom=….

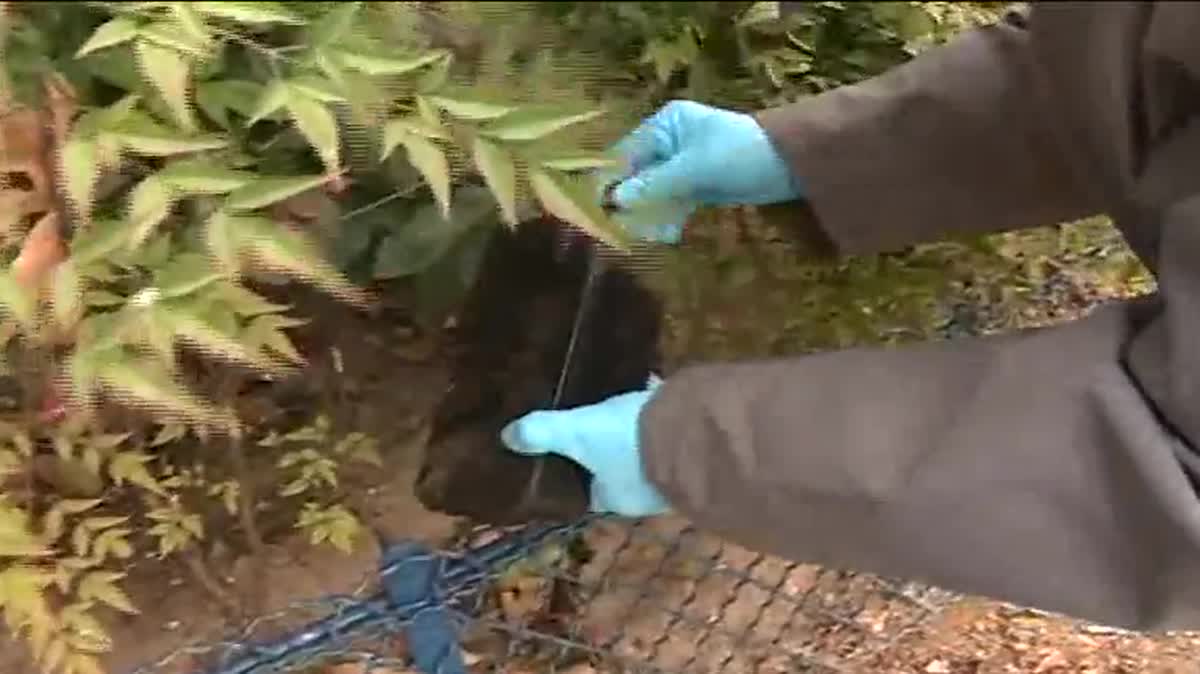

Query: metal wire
left=113, top=515, right=973, bottom=674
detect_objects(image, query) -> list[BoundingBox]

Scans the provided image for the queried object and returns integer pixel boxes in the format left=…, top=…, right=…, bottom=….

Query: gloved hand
left=500, top=375, right=670, bottom=518
left=602, top=100, right=804, bottom=244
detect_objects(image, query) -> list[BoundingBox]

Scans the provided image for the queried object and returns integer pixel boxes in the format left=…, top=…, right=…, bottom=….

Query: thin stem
left=181, top=548, right=243, bottom=617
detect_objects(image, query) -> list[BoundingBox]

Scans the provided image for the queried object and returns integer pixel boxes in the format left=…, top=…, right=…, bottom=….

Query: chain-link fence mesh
left=123, top=516, right=977, bottom=674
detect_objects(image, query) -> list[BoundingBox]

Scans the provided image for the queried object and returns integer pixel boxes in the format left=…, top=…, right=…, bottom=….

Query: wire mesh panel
left=125, top=517, right=967, bottom=674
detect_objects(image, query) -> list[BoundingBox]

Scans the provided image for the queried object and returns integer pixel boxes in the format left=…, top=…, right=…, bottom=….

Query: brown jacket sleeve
left=639, top=2, right=1200, bottom=631
left=757, top=5, right=1101, bottom=255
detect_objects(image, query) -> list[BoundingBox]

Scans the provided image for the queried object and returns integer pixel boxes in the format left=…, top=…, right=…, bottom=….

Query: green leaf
left=399, top=135, right=450, bottom=220
left=531, top=170, right=628, bottom=249
left=127, top=175, right=176, bottom=247
left=61, top=134, right=100, bottom=220
left=159, top=160, right=252, bottom=194
left=472, top=137, right=517, bottom=226
left=287, top=95, right=340, bottom=173
left=134, top=40, right=195, bottom=130
left=425, top=96, right=514, bottom=121
left=76, top=16, right=141, bottom=57
left=481, top=108, right=605, bottom=142
left=226, top=175, right=330, bottom=211
left=154, top=253, right=222, bottom=299
left=192, top=1, right=304, bottom=25
left=52, top=261, right=84, bottom=331
left=373, top=189, right=495, bottom=279
left=248, top=79, right=290, bottom=125
left=332, top=48, right=447, bottom=76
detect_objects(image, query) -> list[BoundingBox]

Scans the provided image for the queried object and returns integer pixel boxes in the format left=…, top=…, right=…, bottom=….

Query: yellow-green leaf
left=248, top=79, right=290, bottom=125
left=225, top=174, right=330, bottom=211
left=531, top=170, right=629, bottom=249
left=472, top=137, right=517, bottom=226
left=134, top=39, right=194, bottom=131
left=215, top=282, right=289, bottom=316
left=234, top=216, right=363, bottom=304
left=541, top=155, right=619, bottom=171
left=40, top=637, right=67, bottom=673
left=84, top=290, right=124, bottom=308
left=66, top=653, right=107, bottom=674
left=154, top=253, right=222, bottom=299
left=159, top=160, right=252, bottom=194
left=381, top=117, right=448, bottom=153
left=415, top=95, right=441, bottom=127
left=127, top=175, right=176, bottom=247
left=113, top=130, right=228, bottom=156
left=169, top=2, right=212, bottom=45
left=425, top=96, right=514, bottom=121
left=243, top=314, right=306, bottom=365
left=156, top=303, right=269, bottom=368
left=52, top=261, right=84, bottom=331
left=95, top=356, right=220, bottom=428
left=204, top=210, right=240, bottom=274
left=481, top=108, right=604, bottom=142
left=93, top=527, right=134, bottom=560
left=107, top=451, right=164, bottom=495
left=76, top=16, right=141, bottom=57
left=332, top=48, right=447, bottom=76
left=196, top=79, right=266, bottom=128
left=78, top=571, right=139, bottom=615
left=137, top=18, right=211, bottom=58
left=287, top=76, right=346, bottom=103
left=287, top=95, right=340, bottom=173
left=193, top=1, right=304, bottom=25
left=61, top=134, right=100, bottom=220
left=0, top=505, right=48, bottom=557
left=311, top=1, right=360, bottom=46
left=400, top=135, right=450, bottom=220
left=0, top=272, right=37, bottom=332
left=71, top=219, right=130, bottom=265
left=71, top=522, right=91, bottom=557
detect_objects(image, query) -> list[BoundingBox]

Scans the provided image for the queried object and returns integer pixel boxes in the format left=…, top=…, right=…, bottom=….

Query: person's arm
left=639, top=4, right=1200, bottom=631
left=757, top=5, right=1102, bottom=255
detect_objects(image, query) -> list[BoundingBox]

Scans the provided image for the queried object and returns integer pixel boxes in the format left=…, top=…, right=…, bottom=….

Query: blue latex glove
left=500, top=375, right=670, bottom=518
left=602, top=100, right=804, bottom=244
